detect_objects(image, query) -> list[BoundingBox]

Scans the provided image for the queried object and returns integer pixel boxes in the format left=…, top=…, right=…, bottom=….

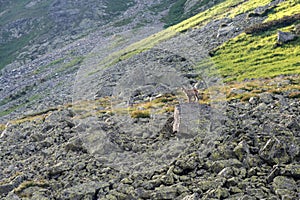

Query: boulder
left=233, top=141, right=250, bottom=161
left=277, top=31, right=296, bottom=44
left=61, top=181, right=110, bottom=200
left=295, top=24, right=300, bottom=35
left=151, top=186, right=178, bottom=200
left=217, top=25, right=236, bottom=38
left=173, top=103, right=211, bottom=138
left=272, top=176, right=297, bottom=191
left=259, top=138, right=290, bottom=165
left=182, top=193, right=200, bottom=200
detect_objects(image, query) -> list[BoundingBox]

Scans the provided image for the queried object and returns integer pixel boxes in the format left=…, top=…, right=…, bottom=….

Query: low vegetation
left=113, top=17, right=134, bottom=27
left=209, top=75, right=300, bottom=102
left=104, top=0, right=135, bottom=15
left=14, top=180, right=49, bottom=197
left=163, top=0, right=187, bottom=27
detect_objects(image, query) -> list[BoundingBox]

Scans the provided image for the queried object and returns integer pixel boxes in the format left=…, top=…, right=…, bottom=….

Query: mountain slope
left=0, top=0, right=299, bottom=199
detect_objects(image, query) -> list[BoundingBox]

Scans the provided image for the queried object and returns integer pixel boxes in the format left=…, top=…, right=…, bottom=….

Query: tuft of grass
left=162, top=105, right=175, bottom=113
left=222, top=75, right=300, bottom=100
left=130, top=110, right=151, bottom=118
left=14, top=180, right=49, bottom=196
left=0, top=124, right=5, bottom=132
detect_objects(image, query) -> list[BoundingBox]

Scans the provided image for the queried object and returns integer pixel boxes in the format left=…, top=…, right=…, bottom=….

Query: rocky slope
left=0, top=0, right=169, bottom=122
left=0, top=0, right=300, bottom=199
left=0, top=82, right=299, bottom=199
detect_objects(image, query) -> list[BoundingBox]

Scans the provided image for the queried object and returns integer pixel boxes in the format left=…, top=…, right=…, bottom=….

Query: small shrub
left=130, top=110, right=150, bottom=118
left=163, top=106, right=175, bottom=113
left=0, top=124, right=5, bottom=132
left=288, top=91, right=300, bottom=98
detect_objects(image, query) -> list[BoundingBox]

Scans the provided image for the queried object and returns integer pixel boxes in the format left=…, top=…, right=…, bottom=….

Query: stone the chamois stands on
left=173, top=85, right=209, bottom=137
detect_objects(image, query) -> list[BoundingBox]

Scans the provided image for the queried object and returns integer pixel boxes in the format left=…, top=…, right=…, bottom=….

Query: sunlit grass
left=210, top=26, right=300, bottom=81
left=227, top=0, right=272, bottom=18
left=266, top=0, right=300, bottom=22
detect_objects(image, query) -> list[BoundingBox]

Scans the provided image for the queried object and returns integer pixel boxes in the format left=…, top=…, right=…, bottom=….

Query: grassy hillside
left=210, top=0, right=300, bottom=81
left=96, top=0, right=300, bottom=82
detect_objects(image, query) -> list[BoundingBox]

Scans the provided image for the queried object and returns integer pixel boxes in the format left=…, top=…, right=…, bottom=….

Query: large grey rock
left=0, top=174, right=26, bottom=196
left=151, top=186, right=177, bottom=200
left=295, top=24, right=300, bottom=35
left=272, top=176, right=298, bottom=198
left=217, top=25, right=237, bottom=38
left=277, top=31, right=296, bottom=44
left=182, top=193, right=200, bottom=200
left=259, top=138, right=290, bottom=165
left=61, top=181, right=110, bottom=200
left=233, top=140, right=250, bottom=161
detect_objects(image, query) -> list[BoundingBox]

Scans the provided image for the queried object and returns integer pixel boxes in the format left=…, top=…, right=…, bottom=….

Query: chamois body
left=181, top=87, right=200, bottom=103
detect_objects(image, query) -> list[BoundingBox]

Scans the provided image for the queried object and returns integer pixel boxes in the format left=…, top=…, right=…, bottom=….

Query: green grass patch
left=104, top=0, right=135, bottom=15
left=33, top=57, right=65, bottom=75
left=266, top=0, right=300, bottom=22
left=54, top=56, right=83, bottom=74
left=148, top=0, right=176, bottom=14
left=28, top=94, right=41, bottom=102
left=0, top=98, right=11, bottom=107
left=211, top=29, right=300, bottom=81
left=0, top=103, right=26, bottom=118
left=113, top=17, right=134, bottom=27
left=163, top=0, right=187, bottom=27
left=93, top=0, right=250, bottom=71
left=163, top=0, right=227, bottom=27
